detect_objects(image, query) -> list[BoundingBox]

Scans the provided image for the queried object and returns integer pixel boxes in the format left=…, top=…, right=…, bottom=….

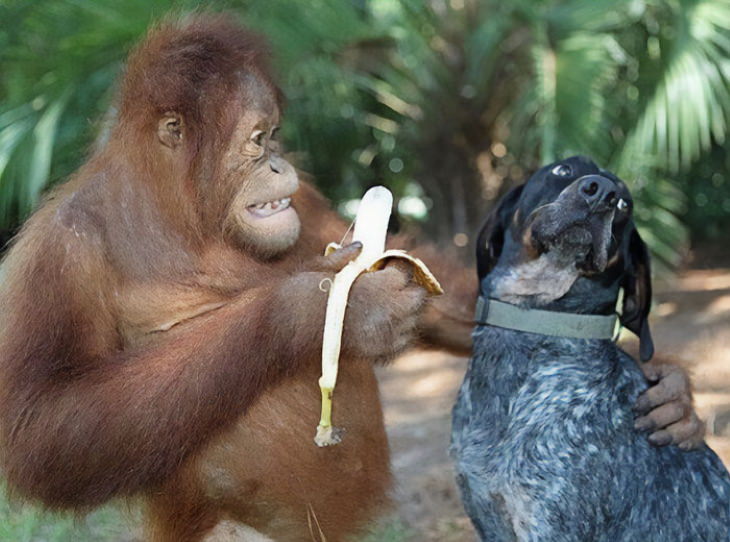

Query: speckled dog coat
left=452, top=156, right=730, bottom=541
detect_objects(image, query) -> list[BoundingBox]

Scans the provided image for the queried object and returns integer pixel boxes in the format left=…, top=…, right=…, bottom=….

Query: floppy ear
left=476, top=185, right=524, bottom=282
left=620, top=225, right=654, bottom=361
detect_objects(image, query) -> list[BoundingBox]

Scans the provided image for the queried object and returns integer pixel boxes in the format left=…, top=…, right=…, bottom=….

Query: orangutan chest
left=196, top=359, right=391, bottom=534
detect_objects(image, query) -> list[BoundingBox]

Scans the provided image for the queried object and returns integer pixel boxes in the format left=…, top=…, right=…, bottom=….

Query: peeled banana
left=314, top=186, right=443, bottom=447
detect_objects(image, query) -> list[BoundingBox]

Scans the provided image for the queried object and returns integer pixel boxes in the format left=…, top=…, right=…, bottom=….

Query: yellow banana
left=314, top=186, right=443, bottom=447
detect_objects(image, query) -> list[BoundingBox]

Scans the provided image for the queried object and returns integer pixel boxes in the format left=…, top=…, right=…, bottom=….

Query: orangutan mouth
left=247, top=197, right=292, bottom=218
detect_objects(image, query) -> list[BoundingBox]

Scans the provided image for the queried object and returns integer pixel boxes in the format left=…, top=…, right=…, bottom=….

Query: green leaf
left=620, top=0, right=730, bottom=172
left=22, top=89, right=72, bottom=215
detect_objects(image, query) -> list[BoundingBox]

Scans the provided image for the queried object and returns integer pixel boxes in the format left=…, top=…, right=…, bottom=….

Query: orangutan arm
left=0, top=245, right=327, bottom=508
left=0, top=231, right=418, bottom=508
left=408, top=243, right=477, bottom=356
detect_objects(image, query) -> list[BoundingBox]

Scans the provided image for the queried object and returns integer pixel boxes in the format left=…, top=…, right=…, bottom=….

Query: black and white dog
left=451, top=156, right=730, bottom=541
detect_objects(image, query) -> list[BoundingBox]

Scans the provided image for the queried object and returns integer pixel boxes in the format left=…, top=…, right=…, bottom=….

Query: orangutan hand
left=342, top=263, right=427, bottom=361
left=633, top=361, right=705, bottom=450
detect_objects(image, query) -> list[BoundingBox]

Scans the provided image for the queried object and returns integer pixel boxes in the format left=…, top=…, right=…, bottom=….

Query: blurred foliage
left=360, top=0, right=730, bottom=267
left=1, top=0, right=730, bottom=268
left=683, top=142, right=730, bottom=241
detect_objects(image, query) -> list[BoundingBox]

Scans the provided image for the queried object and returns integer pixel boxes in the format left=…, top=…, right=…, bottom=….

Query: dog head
left=477, top=155, right=653, bottom=360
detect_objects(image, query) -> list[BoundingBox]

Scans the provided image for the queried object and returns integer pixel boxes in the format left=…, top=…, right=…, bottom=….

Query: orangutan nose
left=269, top=155, right=283, bottom=174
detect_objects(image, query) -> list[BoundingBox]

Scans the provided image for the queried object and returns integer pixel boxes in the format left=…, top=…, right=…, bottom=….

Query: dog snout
left=577, top=175, right=618, bottom=210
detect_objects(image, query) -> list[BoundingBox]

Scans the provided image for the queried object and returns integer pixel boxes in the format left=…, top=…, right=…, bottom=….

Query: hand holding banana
left=315, top=186, right=443, bottom=447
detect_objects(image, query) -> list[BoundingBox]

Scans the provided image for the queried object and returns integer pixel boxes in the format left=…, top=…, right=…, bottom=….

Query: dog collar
left=475, top=296, right=618, bottom=340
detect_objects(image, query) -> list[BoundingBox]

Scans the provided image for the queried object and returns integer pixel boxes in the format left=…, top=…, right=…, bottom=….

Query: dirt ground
left=378, top=265, right=730, bottom=541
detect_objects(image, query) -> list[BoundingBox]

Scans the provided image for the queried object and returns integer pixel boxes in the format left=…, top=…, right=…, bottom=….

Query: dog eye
left=551, top=164, right=572, bottom=177
left=617, top=198, right=629, bottom=212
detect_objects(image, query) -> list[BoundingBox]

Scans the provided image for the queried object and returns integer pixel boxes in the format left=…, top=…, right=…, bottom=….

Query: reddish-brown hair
left=0, top=14, right=475, bottom=541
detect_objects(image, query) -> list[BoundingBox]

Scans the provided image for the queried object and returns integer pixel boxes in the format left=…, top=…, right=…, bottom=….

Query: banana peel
left=314, top=187, right=443, bottom=447
left=324, top=244, right=444, bottom=294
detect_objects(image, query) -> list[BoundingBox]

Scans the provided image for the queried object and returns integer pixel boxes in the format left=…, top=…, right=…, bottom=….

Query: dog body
left=454, top=327, right=730, bottom=541
left=451, top=156, right=730, bottom=541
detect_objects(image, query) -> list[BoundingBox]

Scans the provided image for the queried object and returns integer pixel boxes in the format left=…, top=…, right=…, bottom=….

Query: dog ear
left=476, top=185, right=524, bottom=282
left=620, top=225, right=654, bottom=361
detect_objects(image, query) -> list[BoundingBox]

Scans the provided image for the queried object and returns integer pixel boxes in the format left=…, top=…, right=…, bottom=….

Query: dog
left=451, top=156, right=730, bottom=541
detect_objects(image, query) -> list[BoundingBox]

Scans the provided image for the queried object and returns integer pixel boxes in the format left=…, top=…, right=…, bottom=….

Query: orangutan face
left=218, top=74, right=301, bottom=258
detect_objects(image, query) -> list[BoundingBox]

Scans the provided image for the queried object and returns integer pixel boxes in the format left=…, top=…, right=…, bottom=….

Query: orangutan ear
left=157, top=113, right=184, bottom=149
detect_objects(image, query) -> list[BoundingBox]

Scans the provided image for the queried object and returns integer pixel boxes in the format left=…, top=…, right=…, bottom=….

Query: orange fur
left=0, top=15, right=474, bottom=541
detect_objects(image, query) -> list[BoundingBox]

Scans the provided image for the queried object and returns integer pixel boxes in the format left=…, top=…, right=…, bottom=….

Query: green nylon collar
left=475, top=296, right=618, bottom=340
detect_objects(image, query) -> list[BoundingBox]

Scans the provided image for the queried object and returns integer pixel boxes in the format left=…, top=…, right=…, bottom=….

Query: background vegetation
left=1, top=0, right=729, bottom=539
left=2, top=0, right=730, bottom=266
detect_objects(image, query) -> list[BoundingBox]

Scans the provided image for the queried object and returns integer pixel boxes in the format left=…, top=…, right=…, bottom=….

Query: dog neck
left=490, top=252, right=581, bottom=305
left=470, top=317, right=622, bottom=400
left=483, top=255, right=623, bottom=317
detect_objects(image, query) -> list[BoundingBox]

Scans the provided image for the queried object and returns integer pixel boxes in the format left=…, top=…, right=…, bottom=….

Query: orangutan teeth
left=248, top=197, right=292, bottom=217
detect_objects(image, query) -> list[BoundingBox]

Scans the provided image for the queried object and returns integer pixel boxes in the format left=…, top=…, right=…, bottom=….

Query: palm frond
left=631, top=174, right=689, bottom=270
left=530, top=27, right=558, bottom=163
left=619, top=0, right=730, bottom=173
left=0, top=0, right=185, bottom=228
left=545, top=0, right=645, bottom=33
left=553, top=34, right=621, bottom=163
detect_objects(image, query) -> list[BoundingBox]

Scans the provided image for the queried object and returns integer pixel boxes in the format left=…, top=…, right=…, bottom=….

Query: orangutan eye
left=551, top=164, right=572, bottom=177
left=250, top=130, right=266, bottom=147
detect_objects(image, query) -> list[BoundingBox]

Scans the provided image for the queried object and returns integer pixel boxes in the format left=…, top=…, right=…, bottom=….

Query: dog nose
left=577, top=175, right=618, bottom=208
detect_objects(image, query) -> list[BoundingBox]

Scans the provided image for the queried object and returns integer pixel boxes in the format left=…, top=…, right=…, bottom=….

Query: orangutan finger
left=318, top=242, right=362, bottom=272
left=641, top=361, right=687, bottom=384
left=634, top=401, right=687, bottom=433
left=383, top=258, right=415, bottom=281
left=633, top=371, right=687, bottom=414
left=669, top=415, right=706, bottom=451
left=647, top=430, right=673, bottom=447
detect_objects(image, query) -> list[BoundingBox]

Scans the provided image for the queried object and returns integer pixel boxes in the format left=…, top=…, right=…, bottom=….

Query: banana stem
left=318, top=385, right=333, bottom=428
